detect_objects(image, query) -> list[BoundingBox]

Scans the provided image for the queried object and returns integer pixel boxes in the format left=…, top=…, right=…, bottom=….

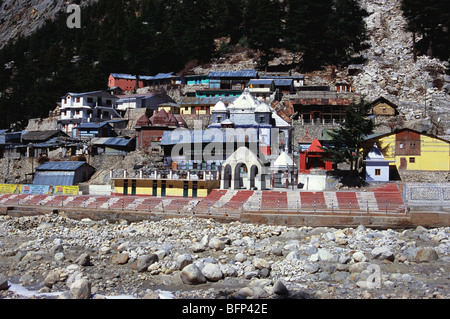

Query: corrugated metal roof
left=273, top=79, right=294, bottom=86
left=36, top=161, right=86, bottom=171
left=209, top=70, right=257, bottom=78
left=33, top=171, right=76, bottom=186
left=92, top=137, right=134, bottom=147
left=248, top=79, right=274, bottom=85
left=151, top=73, right=174, bottom=80
left=111, top=73, right=138, bottom=80
left=22, top=130, right=66, bottom=142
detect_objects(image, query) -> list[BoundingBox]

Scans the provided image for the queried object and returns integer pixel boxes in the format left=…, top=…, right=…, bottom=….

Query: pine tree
left=325, top=0, right=369, bottom=66
left=244, top=0, right=283, bottom=69
left=323, top=98, right=375, bottom=172
left=401, top=0, right=450, bottom=61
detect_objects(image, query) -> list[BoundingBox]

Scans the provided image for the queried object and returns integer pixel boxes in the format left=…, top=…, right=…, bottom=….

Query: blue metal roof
left=248, top=79, right=274, bottom=85
left=273, top=79, right=294, bottom=86
left=36, top=161, right=86, bottom=171
left=111, top=73, right=175, bottom=81
left=78, top=122, right=111, bottom=129
left=209, top=70, right=257, bottom=78
left=111, top=73, right=138, bottom=80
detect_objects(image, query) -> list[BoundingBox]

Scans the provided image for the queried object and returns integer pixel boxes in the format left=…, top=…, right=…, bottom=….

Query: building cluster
left=1, top=69, right=450, bottom=198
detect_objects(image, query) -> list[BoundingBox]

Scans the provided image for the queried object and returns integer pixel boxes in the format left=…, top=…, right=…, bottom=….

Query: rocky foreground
left=0, top=214, right=449, bottom=300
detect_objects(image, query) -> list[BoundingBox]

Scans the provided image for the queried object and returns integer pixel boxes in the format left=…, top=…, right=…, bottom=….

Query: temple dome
left=212, top=100, right=228, bottom=112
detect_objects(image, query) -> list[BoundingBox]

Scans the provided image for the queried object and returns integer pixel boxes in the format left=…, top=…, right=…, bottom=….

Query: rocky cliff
left=0, top=0, right=95, bottom=49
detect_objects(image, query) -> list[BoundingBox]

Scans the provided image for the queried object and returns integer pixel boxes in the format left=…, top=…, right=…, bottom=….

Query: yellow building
left=112, top=178, right=220, bottom=198
left=158, top=103, right=181, bottom=115
left=363, top=128, right=450, bottom=171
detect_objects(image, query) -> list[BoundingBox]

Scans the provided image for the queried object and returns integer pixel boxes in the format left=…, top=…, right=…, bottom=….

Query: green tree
left=284, top=0, right=334, bottom=71
left=285, top=0, right=368, bottom=71
left=401, top=0, right=450, bottom=61
left=243, top=0, right=283, bottom=69
left=325, top=0, right=369, bottom=66
left=323, top=98, right=375, bottom=172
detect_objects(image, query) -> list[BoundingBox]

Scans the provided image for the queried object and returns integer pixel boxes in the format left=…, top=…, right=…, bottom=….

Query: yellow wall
left=376, top=134, right=450, bottom=171
left=113, top=179, right=218, bottom=198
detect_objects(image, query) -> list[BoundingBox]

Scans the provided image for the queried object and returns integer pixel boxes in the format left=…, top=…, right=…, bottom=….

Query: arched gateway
left=220, top=147, right=267, bottom=190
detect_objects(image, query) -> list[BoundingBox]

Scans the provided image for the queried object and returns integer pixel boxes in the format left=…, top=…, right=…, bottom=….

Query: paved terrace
left=0, top=183, right=426, bottom=228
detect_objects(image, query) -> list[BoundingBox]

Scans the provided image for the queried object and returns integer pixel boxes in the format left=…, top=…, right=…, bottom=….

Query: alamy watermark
left=66, top=4, right=81, bottom=29
left=366, top=264, right=382, bottom=289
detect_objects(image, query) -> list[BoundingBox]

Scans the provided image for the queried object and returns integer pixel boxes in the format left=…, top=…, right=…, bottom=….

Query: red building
left=299, top=138, right=333, bottom=173
left=109, top=73, right=145, bottom=92
left=135, top=110, right=187, bottom=154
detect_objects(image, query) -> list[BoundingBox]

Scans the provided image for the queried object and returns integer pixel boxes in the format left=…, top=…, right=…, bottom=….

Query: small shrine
left=299, top=138, right=333, bottom=173
left=364, top=143, right=392, bottom=182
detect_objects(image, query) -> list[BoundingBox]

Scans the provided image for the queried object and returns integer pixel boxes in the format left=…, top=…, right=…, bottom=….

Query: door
left=131, top=180, right=137, bottom=196
left=161, top=181, right=166, bottom=197
left=183, top=181, right=189, bottom=198
left=192, top=182, right=198, bottom=198
left=313, top=111, right=321, bottom=123
left=399, top=157, right=407, bottom=170
left=123, top=180, right=128, bottom=196
left=152, top=181, right=158, bottom=197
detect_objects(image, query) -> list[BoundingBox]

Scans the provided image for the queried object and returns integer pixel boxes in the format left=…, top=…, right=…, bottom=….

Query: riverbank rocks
left=0, top=214, right=449, bottom=299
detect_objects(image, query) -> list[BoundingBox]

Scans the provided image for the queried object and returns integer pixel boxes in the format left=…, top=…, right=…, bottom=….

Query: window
left=87, top=98, right=93, bottom=103
left=375, top=169, right=381, bottom=176
left=409, top=157, right=416, bottom=163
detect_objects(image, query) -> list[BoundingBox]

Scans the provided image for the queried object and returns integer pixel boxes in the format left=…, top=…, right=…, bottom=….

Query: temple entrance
left=220, top=147, right=266, bottom=190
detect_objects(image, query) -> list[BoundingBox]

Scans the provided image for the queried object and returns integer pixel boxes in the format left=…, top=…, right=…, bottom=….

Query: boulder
left=112, top=253, right=129, bottom=265
left=415, top=247, right=439, bottom=263
left=0, top=274, right=9, bottom=290
left=44, top=270, right=61, bottom=288
left=75, top=253, right=91, bottom=266
left=137, top=254, right=159, bottom=272
left=180, top=264, right=207, bottom=285
left=176, top=254, right=194, bottom=270
left=273, top=280, right=289, bottom=296
left=253, top=258, right=270, bottom=270
left=371, top=247, right=395, bottom=261
left=201, top=263, right=223, bottom=282
left=70, top=279, right=92, bottom=299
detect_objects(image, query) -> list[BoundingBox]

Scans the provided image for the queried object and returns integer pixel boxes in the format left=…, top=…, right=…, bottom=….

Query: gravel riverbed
left=0, top=214, right=449, bottom=299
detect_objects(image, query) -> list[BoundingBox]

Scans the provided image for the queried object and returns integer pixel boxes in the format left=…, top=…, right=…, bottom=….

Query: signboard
left=0, top=184, right=79, bottom=195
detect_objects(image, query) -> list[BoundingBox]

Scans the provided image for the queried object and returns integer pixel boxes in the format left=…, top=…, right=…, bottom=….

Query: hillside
left=0, top=0, right=448, bottom=136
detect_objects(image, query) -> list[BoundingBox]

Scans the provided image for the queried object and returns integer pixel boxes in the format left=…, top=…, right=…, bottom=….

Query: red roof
left=136, top=115, right=150, bottom=126
left=299, top=130, right=314, bottom=144
left=308, top=138, right=324, bottom=153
